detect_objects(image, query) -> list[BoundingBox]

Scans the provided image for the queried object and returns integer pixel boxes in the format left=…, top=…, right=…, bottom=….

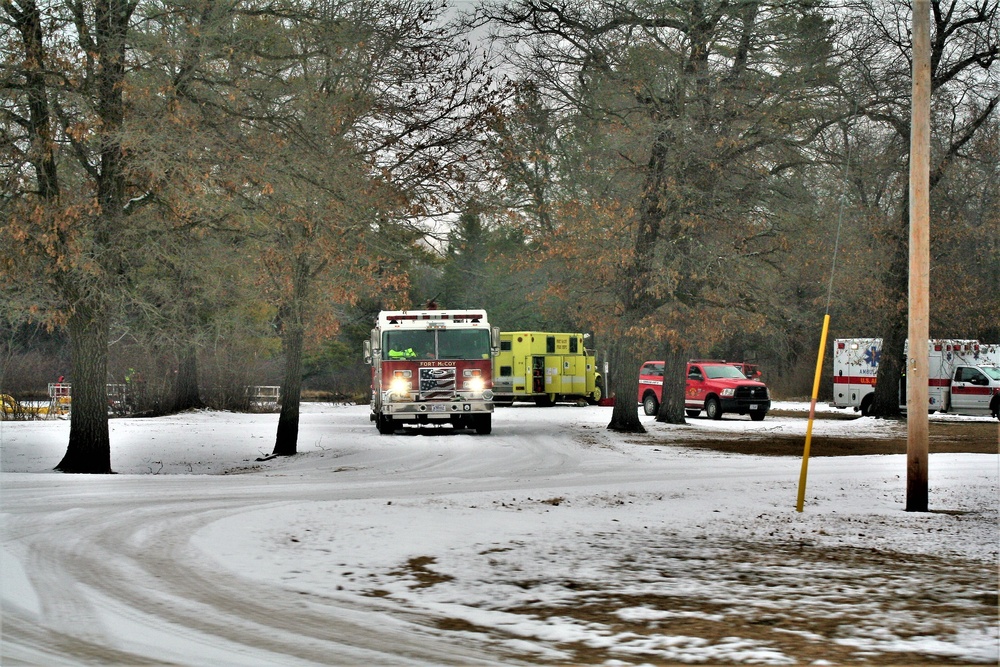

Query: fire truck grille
left=419, top=367, right=456, bottom=400
left=735, top=386, right=769, bottom=400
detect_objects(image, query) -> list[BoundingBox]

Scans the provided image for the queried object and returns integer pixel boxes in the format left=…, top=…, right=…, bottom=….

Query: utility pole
left=907, top=0, right=930, bottom=512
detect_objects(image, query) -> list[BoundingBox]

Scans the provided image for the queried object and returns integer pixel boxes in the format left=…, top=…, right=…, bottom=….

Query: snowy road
left=2, top=404, right=997, bottom=665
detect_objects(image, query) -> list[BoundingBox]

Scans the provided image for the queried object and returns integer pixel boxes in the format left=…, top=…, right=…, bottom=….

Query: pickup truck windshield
left=703, top=365, right=748, bottom=380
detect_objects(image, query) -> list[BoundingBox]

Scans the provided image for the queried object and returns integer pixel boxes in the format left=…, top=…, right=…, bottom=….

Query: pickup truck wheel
left=686, top=409, right=700, bottom=418
left=643, top=393, right=659, bottom=416
left=749, top=409, right=766, bottom=421
left=705, top=397, right=722, bottom=420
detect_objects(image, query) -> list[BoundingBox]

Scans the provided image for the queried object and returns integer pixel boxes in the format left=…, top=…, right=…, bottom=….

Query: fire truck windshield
left=383, top=329, right=491, bottom=360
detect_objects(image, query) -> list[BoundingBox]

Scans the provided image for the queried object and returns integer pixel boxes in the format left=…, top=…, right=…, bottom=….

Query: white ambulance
left=832, top=338, right=1000, bottom=420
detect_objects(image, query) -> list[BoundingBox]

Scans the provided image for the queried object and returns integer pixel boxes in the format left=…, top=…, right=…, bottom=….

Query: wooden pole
left=907, top=0, right=930, bottom=512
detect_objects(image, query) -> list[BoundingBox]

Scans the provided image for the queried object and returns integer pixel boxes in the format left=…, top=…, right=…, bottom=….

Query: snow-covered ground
left=1, top=402, right=997, bottom=665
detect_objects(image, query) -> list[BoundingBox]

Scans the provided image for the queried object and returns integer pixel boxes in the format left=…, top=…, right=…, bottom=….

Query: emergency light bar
left=837, top=340, right=981, bottom=353
left=384, top=311, right=486, bottom=324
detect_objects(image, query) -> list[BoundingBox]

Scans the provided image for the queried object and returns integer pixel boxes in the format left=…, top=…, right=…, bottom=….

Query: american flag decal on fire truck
left=419, top=367, right=456, bottom=399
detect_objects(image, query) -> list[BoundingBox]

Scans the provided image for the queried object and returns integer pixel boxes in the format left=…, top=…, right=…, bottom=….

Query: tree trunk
left=56, top=304, right=112, bottom=473
left=172, top=344, right=204, bottom=411
left=55, top=0, right=132, bottom=472
left=272, top=322, right=303, bottom=456
left=604, top=127, right=674, bottom=433
left=872, top=315, right=907, bottom=417
left=16, top=0, right=59, bottom=200
left=870, top=198, right=909, bottom=418
left=656, top=345, right=688, bottom=424
left=606, top=335, right=645, bottom=433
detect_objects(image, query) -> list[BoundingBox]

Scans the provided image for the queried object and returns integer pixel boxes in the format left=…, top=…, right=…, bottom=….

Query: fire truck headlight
left=389, top=377, right=411, bottom=397
left=464, top=377, right=486, bottom=393
left=721, top=388, right=735, bottom=397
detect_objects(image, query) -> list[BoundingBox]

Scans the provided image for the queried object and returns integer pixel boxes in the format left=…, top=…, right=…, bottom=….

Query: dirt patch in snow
left=425, top=539, right=998, bottom=665
left=653, top=414, right=997, bottom=456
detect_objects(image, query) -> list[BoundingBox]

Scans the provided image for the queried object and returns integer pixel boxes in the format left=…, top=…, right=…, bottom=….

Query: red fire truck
left=363, top=309, right=499, bottom=434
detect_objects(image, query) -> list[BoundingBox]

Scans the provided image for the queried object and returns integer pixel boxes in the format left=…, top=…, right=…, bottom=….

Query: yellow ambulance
left=493, top=332, right=603, bottom=405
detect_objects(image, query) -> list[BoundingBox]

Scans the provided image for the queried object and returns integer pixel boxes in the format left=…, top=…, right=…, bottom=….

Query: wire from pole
left=800, top=102, right=860, bottom=512
left=824, top=104, right=858, bottom=315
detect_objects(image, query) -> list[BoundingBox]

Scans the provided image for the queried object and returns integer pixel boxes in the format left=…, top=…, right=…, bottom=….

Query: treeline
left=1, top=1, right=997, bottom=469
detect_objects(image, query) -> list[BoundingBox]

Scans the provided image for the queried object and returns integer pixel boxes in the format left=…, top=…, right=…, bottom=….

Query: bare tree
left=2, top=1, right=278, bottom=468
left=182, top=0, right=497, bottom=456
left=839, top=0, right=998, bottom=417
left=2, top=0, right=148, bottom=471
left=480, top=0, right=842, bottom=430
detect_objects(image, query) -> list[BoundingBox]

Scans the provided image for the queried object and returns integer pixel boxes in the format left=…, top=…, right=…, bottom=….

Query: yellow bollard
left=797, top=314, right=831, bottom=512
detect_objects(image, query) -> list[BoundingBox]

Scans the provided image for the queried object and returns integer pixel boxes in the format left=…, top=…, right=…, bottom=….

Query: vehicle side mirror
left=363, top=340, right=372, bottom=365
left=491, top=326, right=500, bottom=357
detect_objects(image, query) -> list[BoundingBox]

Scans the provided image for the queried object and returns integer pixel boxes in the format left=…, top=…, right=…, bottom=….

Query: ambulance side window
left=500, top=366, right=512, bottom=377
left=957, top=367, right=986, bottom=384
left=500, top=340, right=511, bottom=351
left=570, top=338, right=578, bottom=354
left=547, top=337, right=556, bottom=353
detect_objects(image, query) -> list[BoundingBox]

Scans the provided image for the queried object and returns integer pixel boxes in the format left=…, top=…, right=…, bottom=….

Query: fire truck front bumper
left=382, top=400, right=494, bottom=421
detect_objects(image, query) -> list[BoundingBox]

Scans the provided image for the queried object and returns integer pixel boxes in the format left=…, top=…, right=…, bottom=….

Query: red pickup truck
left=638, top=360, right=771, bottom=420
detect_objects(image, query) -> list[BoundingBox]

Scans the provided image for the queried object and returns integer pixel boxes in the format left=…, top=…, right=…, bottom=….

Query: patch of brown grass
left=650, top=418, right=997, bottom=456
